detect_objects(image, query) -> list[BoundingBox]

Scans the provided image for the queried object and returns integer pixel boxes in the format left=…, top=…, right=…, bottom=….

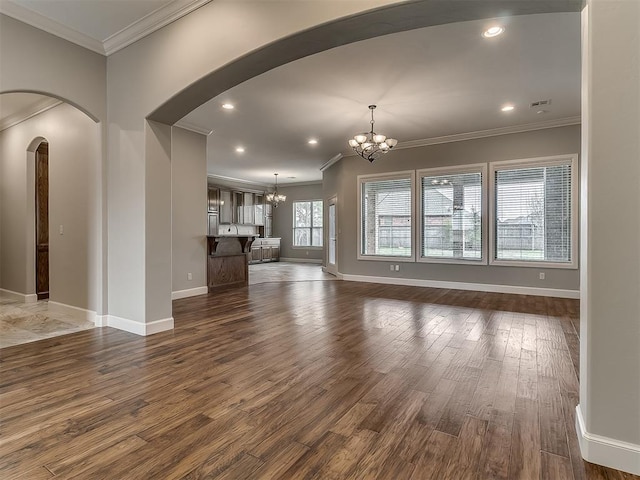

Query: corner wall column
left=577, top=1, right=640, bottom=475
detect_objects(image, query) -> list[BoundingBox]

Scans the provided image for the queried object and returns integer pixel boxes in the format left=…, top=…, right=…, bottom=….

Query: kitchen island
left=206, top=235, right=258, bottom=291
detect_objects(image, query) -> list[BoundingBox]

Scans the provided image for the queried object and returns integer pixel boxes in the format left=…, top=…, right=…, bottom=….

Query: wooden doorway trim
left=35, top=141, right=49, bottom=300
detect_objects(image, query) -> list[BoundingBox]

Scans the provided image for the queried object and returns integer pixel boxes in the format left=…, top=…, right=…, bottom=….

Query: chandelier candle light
left=266, top=173, right=286, bottom=208
left=349, top=105, right=398, bottom=162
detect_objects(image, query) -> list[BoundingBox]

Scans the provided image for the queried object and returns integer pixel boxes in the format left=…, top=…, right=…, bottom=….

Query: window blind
left=420, top=171, right=483, bottom=260
left=494, top=163, right=572, bottom=263
left=361, top=176, right=412, bottom=257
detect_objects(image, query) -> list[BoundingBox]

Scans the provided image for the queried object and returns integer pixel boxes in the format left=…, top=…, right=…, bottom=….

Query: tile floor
left=0, top=295, right=95, bottom=349
left=249, top=261, right=337, bottom=284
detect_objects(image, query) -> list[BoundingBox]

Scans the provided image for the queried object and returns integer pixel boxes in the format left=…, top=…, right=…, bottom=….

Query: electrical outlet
left=395, top=264, right=400, bottom=271
left=187, top=272, right=193, bottom=281
left=389, top=264, right=394, bottom=271
left=539, top=272, right=545, bottom=280
left=59, top=225, right=64, bottom=235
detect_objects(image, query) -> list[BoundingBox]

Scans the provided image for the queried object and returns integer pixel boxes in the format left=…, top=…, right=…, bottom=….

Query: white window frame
left=417, top=163, right=488, bottom=265
left=489, top=154, right=578, bottom=269
left=292, top=199, right=323, bottom=249
left=357, top=170, right=416, bottom=262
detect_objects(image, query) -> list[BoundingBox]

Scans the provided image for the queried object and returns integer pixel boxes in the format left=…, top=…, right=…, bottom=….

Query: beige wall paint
left=0, top=102, right=102, bottom=311
left=324, top=125, right=581, bottom=292
left=172, top=127, right=207, bottom=293
left=104, top=0, right=400, bottom=326
left=579, top=0, right=640, bottom=465
left=273, top=183, right=324, bottom=262
left=0, top=15, right=106, bottom=122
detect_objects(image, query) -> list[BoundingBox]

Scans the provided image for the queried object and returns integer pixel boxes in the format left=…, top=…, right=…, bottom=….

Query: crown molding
left=0, top=97, right=62, bottom=132
left=174, top=120, right=213, bottom=136
left=0, top=0, right=211, bottom=56
left=103, top=0, right=211, bottom=56
left=0, top=1, right=104, bottom=54
left=394, top=116, right=582, bottom=151
left=333, top=116, right=581, bottom=167
left=206, top=174, right=271, bottom=189
left=319, top=153, right=343, bottom=172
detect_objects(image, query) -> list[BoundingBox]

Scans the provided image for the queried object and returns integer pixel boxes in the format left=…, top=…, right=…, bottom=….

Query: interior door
left=35, top=142, right=49, bottom=300
left=326, top=195, right=338, bottom=276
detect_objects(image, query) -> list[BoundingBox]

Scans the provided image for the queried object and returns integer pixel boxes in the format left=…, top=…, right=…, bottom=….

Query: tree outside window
left=293, top=200, right=323, bottom=247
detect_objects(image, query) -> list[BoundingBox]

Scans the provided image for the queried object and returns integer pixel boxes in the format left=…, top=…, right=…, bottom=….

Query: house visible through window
left=359, top=173, right=413, bottom=258
left=419, top=166, right=485, bottom=262
left=293, top=200, right=323, bottom=247
left=491, top=155, right=576, bottom=267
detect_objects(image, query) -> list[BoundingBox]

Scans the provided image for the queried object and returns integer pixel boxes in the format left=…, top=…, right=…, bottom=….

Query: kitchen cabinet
left=219, top=190, right=232, bottom=223
left=254, top=194, right=264, bottom=225
left=243, top=192, right=254, bottom=225
left=233, top=191, right=244, bottom=224
left=208, top=188, right=220, bottom=212
left=249, top=238, right=280, bottom=264
left=207, top=213, right=218, bottom=236
left=209, top=185, right=267, bottom=229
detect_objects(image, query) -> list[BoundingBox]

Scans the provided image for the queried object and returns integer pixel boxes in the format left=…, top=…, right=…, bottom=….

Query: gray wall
left=273, top=183, right=324, bottom=262
left=579, top=0, right=640, bottom=454
left=0, top=102, right=102, bottom=310
left=171, top=127, right=207, bottom=294
left=323, top=125, right=581, bottom=292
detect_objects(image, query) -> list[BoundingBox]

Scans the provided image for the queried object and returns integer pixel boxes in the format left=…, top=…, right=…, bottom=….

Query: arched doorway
left=34, top=140, right=49, bottom=300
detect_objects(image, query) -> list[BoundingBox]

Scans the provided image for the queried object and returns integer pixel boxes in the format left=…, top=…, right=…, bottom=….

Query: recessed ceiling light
left=308, top=139, right=318, bottom=145
left=222, top=103, right=234, bottom=110
left=235, top=146, right=245, bottom=153
left=482, top=26, right=504, bottom=38
left=501, top=104, right=515, bottom=112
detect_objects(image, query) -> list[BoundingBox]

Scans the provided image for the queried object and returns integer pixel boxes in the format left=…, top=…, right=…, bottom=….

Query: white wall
left=0, top=102, right=102, bottom=311
left=172, top=127, right=207, bottom=294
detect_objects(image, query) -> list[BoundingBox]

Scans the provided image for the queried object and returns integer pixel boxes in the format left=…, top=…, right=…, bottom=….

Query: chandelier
left=266, top=173, right=286, bottom=208
left=349, top=105, right=398, bottom=162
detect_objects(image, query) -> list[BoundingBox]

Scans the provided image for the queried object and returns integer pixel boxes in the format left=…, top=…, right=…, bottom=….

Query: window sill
left=489, top=258, right=578, bottom=269
left=417, top=257, right=487, bottom=266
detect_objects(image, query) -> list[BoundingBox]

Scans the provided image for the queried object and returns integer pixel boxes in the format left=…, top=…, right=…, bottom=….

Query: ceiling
left=181, top=12, right=581, bottom=185
left=0, top=0, right=208, bottom=54
left=0, top=3, right=581, bottom=187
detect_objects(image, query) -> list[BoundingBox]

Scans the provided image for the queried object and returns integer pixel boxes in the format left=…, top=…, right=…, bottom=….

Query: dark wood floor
left=1, top=280, right=638, bottom=479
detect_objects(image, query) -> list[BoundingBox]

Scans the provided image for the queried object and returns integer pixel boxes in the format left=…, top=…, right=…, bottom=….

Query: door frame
left=325, top=195, right=338, bottom=276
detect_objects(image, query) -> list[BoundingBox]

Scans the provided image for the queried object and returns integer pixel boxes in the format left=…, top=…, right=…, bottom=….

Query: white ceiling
left=11, top=0, right=173, bottom=41
left=0, top=4, right=581, bottom=187
left=181, top=12, right=581, bottom=185
left=0, top=0, right=208, bottom=54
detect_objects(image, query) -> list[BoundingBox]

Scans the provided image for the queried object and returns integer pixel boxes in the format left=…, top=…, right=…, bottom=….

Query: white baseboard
left=576, top=404, right=640, bottom=475
left=48, top=301, right=97, bottom=323
left=337, top=273, right=580, bottom=299
left=106, top=315, right=174, bottom=336
left=172, top=286, right=208, bottom=300
left=280, top=257, right=323, bottom=264
left=0, top=288, right=38, bottom=303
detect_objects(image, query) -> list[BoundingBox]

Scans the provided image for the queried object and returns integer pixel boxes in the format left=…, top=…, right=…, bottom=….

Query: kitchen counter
left=206, top=235, right=258, bottom=291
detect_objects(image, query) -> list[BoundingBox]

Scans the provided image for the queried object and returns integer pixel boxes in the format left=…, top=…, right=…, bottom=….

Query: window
left=358, top=172, right=414, bottom=259
left=490, top=154, right=577, bottom=268
left=418, top=164, right=486, bottom=263
left=293, top=200, right=323, bottom=247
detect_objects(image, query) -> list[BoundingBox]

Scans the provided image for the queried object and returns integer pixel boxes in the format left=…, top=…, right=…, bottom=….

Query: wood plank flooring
left=1, top=279, right=638, bottom=479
